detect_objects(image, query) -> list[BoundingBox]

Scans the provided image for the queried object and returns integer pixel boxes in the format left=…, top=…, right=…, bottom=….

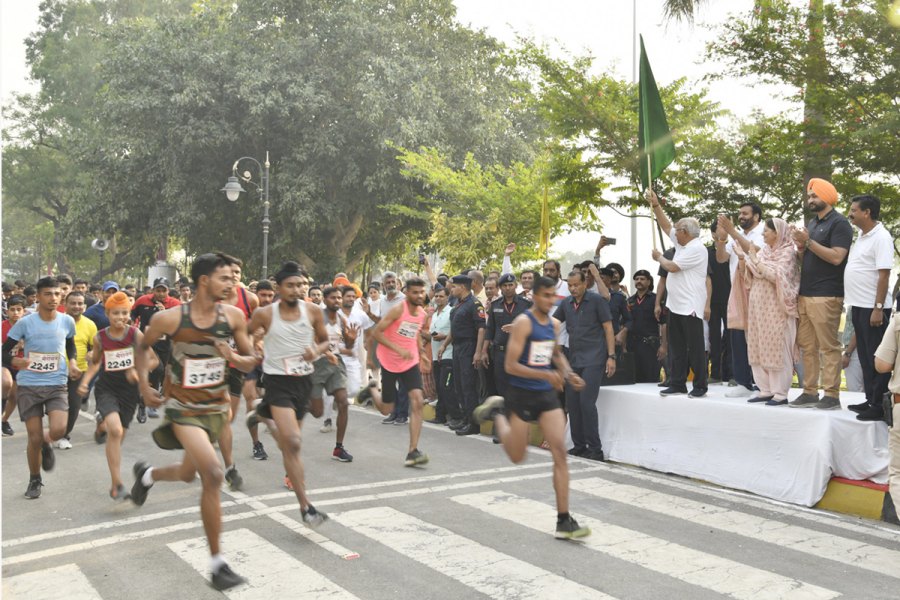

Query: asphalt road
left=3, top=403, right=899, bottom=599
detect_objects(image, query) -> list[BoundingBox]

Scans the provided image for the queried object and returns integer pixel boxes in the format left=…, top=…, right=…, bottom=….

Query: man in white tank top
left=247, top=262, right=333, bottom=527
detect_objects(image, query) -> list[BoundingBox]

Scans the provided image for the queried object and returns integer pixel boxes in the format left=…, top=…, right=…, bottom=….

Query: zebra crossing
left=4, top=467, right=898, bottom=600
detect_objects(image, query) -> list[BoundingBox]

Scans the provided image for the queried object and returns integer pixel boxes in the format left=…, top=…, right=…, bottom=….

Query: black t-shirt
left=707, top=246, right=731, bottom=305
left=799, top=209, right=853, bottom=297
left=657, top=247, right=676, bottom=278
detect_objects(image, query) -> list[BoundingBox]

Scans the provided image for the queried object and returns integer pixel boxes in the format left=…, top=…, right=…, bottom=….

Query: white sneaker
left=319, top=419, right=333, bottom=433
left=55, top=438, right=73, bottom=450
left=724, top=386, right=752, bottom=398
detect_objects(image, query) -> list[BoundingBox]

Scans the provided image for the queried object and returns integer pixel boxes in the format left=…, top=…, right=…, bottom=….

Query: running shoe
left=41, top=442, right=55, bottom=472
left=94, top=429, right=107, bottom=444
left=320, top=418, right=333, bottom=433
left=332, top=446, right=353, bottom=462
left=137, top=404, right=147, bottom=424
left=301, top=505, right=329, bottom=528
left=24, top=477, right=43, bottom=499
left=473, top=395, right=504, bottom=424
left=131, top=461, right=152, bottom=506
left=393, top=417, right=408, bottom=425
left=55, top=437, right=73, bottom=450
left=404, top=449, right=429, bottom=467
left=252, top=441, right=268, bottom=461
left=555, top=515, right=591, bottom=540
left=2, top=421, right=13, bottom=436
left=147, top=407, right=160, bottom=419
left=245, top=409, right=260, bottom=430
left=110, top=483, right=130, bottom=502
left=225, top=465, right=243, bottom=491
left=211, top=563, right=246, bottom=591
left=283, top=475, right=294, bottom=491
left=381, top=415, right=396, bottom=424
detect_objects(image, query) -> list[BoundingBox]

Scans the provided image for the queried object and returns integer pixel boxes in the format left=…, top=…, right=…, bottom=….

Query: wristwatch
left=875, top=302, right=884, bottom=309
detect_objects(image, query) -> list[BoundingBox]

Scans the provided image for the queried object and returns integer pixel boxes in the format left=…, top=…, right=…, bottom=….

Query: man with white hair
left=648, top=191, right=709, bottom=398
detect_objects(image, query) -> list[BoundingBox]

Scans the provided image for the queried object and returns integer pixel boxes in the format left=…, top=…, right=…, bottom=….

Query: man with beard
left=789, top=179, right=853, bottom=410
left=130, top=253, right=259, bottom=590
left=364, top=272, right=410, bottom=425
left=715, top=202, right=765, bottom=397
left=371, top=277, right=431, bottom=466
left=626, top=271, right=664, bottom=383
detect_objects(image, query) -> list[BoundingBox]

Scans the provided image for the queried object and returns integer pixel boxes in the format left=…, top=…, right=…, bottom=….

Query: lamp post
left=222, top=151, right=271, bottom=279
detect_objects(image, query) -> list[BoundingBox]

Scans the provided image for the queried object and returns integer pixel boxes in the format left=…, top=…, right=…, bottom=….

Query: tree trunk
left=801, top=0, right=833, bottom=187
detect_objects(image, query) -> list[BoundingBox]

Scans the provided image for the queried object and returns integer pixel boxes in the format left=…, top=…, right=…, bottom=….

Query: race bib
left=27, top=352, right=60, bottom=373
left=104, top=348, right=135, bottom=372
left=397, top=320, right=420, bottom=339
left=283, top=355, right=314, bottom=377
left=527, top=340, right=554, bottom=367
left=182, top=357, right=226, bottom=389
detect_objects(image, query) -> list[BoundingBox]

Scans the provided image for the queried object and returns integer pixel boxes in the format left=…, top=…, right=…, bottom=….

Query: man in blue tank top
left=474, top=276, right=591, bottom=539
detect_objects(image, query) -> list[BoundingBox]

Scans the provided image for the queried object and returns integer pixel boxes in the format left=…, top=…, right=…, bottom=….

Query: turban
left=332, top=276, right=352, bottom=288
left=105, top=291, right=131, bottom=312
left=807, top=178, right=838, bottom=206
left=351, top=283, right=363, bottom=299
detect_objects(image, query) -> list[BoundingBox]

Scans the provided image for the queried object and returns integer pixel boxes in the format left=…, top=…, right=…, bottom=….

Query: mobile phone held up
left=605, top=237, right=617, bottom=245
left=418, top=253, right=426, bottom=265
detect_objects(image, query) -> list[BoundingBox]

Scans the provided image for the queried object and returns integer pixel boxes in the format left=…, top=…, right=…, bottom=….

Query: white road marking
left=333, top=506, right=615, bottom=599
left=168, top=528, right=359, bottom=599
left=453, top=490, right=839, bottom=600
left=2, top=563, right=102, bottom=600
left=571, top=477, right=900, bottom=578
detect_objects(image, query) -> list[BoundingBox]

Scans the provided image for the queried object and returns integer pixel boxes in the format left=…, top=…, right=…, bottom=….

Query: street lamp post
left=222, top=151, right=271, bottom=279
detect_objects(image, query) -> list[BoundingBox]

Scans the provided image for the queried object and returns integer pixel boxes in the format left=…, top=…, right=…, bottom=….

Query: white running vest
left=263, top=301, right=315, bottom=376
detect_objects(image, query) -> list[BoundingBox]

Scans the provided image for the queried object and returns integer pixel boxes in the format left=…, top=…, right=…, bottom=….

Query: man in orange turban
left=807, top=178, right=838, bottom=206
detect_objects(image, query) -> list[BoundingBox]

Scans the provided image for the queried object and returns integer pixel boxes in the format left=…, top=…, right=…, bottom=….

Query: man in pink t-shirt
left=372, top=277, right=429, bottom=467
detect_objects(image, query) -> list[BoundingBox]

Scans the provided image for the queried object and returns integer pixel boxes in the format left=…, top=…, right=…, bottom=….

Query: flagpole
left=648, top=153, right=657, bottom=250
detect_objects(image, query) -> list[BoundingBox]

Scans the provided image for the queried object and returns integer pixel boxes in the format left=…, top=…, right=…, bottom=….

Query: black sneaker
left=455, top=424, right=480, bottom=436
left=381, top=415, right=396, bottom=424
left=447, top=419, right=466, bottom=430
left=747, top=395, right=774, bottom=404
left=252, top=441, right=268, bottom=461
left=131, top=461, right=152, bottom=506
left=473, top=395, right=504, bottom=424
left=856, top=405, right=885, bottom=422
left=225, top=465, right=243, bottom=491
left=404, top=449, right=429, bottom=467
left=24, top=477, right=43, bottom=499
left=393, top=416, right=409, bottom=425
left=332, top=446, right=353, bottom=462
left=301, top=505, right=329, bottom=528
left=2, top=421, right=13, bottom=436
left=659, top=386, right=688, bottom=397
left=687, top=388, right=707, bottom=398
left=567, top=447, right=587, bottom=457
left=555, top=515, right=591, bottom=539
left=211, top=563, right=246, bottom=591
left=425, top=418, right=447, bottom=424
left=583, top=449, right=605, bottom=462
left=41, top=442, right=55, bottom=472
left=94, top=429, right=108, bottom=444
left=137, top=404, right=147, bottom=424
left=848, top=401, right=869, bottom=414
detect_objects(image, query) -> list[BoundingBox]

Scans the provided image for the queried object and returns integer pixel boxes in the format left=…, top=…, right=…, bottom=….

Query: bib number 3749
left=182, top=357, right=226, bottom=389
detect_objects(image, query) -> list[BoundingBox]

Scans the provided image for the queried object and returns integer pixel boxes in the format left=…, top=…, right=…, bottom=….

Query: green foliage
left=394, top=147, right=566, bottom=273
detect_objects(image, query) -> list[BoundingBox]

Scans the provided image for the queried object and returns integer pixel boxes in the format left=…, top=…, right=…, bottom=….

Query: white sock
left=141, top=467, right=155, bottom=487
left=209, top=553, right=226, bottom=573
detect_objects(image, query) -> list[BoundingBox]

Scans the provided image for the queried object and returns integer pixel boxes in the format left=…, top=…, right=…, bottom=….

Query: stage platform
left=579, top=383, right=889, bottom=507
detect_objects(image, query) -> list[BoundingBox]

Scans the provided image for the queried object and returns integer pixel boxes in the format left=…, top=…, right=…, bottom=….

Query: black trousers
left=668, top=313, right=707, bottom=391
left=629, top=338, right=661, bottom=383
left=851, top=306, right=892, bottom=409
left=708, top=302, right=732, bottom=381
left=492, top=348, right=509, bottom=396
left=433, top=359, right=456, bottom=421
left=452, top=340, right=479, bottom=418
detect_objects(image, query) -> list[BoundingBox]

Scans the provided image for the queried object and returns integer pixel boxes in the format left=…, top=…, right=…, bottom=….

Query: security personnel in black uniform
left=483, top=273, right=532, bottom=397
left=626, top=270, right=663, bottom=383
left=438, top=274, right=485, bottom=436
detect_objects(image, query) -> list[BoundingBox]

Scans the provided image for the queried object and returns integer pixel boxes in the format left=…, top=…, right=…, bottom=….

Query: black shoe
left=473, top=395, right=504, bottom=424
left=425, top=418, right=447, bottom=425
left=252, top=441, right=268, bottom=460
left=211, top=563, right=246, bottom=591
left=131, top=461, right=152, bottom=506
left=659, top=386, right=688, bottom=397
left=225, top=465, right=243, bottom=491
left=447, top=419, right=466, bottom=430
left=492, top=435, right=501, bottom=444
left=41, top=442, right=55, bottom=472
left=848, top=401, right=869, bottom=414
left=555, top=515, right=591, bottom=539
left=404, top=449, right=430, bottom=467
left=657, top=380, right=671, bottom=388
left=381, top=415, right=396, bottom=424
left=24, top=477, right=43, bottom=499
left=393, top=417, right=409, bottom=425
left=747, top=395, right=774, bottom=403
left=94, top=429, right=108, bottom=444
left=567, top=446, right=587, bottom=457
left=856, top=406, right=885, bottom=422
left=137, top=405, right=147, bottom=424
left=455, top=424, right=480, bottom=436
left=583, top=449, right=605, bottom=462
left=765, top=399, right=788, bottom=406
left=2, top=421, right=13, bottom=436
left=688, top=388, right=707, bottom=398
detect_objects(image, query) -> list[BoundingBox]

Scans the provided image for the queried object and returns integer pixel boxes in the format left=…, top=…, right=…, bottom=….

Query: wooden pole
left=648, top=153, right=657, bottom=250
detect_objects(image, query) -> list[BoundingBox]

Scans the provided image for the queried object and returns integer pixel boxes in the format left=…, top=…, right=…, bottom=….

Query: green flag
left=638, top=35, right=675, bottom=191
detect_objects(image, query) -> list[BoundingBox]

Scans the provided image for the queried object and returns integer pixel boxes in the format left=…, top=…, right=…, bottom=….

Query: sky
left=1, top=0, right=795, bottom=277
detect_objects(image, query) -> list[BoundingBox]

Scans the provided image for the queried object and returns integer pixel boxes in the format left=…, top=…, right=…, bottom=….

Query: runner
left=59, top=290, right=97, bottom=449
left=243, top=279, right=274, bottom=460
left=129, top=252, right=258, bottom=591
left=218, top=260, right=258, bottom=486
left=2, top=294, right=27, bottom=436
left=2, top=277, right=79, bottom=499
left=371, top=277, right=430, bottom=466
left=78, top=291, right=157, bottom=500
left=246, top=261, right=331, bottom=523
left=310, top=286, right=359, bottom=462
left=473, top=276, right=592, bottom=539
left=131, top=278, right=181, bottom=421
